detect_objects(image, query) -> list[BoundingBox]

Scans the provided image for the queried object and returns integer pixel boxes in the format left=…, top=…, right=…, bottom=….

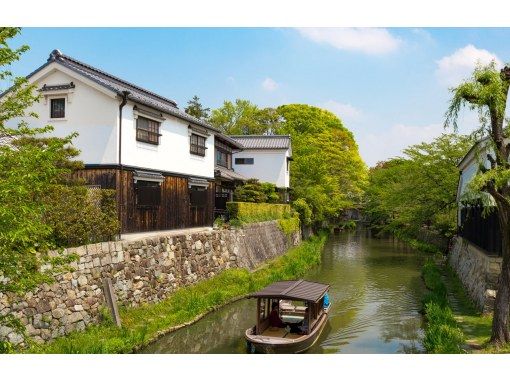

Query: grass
left=441, top=265, right=510, bottom=353
left=421, top=258, right=465, bottom=353
left=23, top=233, right=327, bottom=354
left=426, top=261, right=510, bottom=353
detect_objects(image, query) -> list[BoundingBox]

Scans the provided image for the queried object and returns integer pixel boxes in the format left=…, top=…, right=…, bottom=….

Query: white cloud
left=436, top=44, right=502, bottom=86
left=320, top=100, right=362, bottom=122
left=261, top=77, right=279, bottom=91
left=226, top=76, right=235, bottom=84
left=296, top=27, right=401, bottom=55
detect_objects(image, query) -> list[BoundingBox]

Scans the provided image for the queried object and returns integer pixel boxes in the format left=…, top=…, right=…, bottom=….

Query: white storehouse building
left=1, top=49, right=292, bottom=232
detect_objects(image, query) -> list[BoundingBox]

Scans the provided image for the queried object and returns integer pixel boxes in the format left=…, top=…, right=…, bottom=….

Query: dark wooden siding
left=74, top=168, right=117, bottom=189
left=73, top=167, right=214, bottom=233
left=459, top=205, right=502, bottom=256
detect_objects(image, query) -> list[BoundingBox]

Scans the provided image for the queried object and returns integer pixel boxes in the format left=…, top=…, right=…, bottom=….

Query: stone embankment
left=0, top=221, right=300, bottom=345
left=449, top=236, right=502, bottom=312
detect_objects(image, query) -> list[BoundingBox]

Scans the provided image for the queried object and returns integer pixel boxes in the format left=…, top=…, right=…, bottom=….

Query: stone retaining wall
left=0, top=221, right=300, bottom=345
left=449, top=236, right=502, bottom=312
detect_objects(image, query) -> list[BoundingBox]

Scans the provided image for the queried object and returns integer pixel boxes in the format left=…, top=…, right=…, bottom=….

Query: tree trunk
left=491, top=210, right=510, bottom=345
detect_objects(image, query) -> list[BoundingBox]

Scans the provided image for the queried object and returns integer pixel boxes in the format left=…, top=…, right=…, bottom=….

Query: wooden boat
left=245, top=279, right=331, bottom=354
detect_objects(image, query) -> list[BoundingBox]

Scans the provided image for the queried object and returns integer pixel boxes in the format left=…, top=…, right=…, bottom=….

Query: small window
left=135, top=180, right=161, bottom=208
left=216, top=150, right=231, bottom=168
left=136, top=116, right=161, bottom=145
left=190, top=186, right=207, bottom=207
left=190, top=133, right=206, bottom=156
left=235, top=157, right=254, bottom=165
left=50, top=98, right=65, bottom=118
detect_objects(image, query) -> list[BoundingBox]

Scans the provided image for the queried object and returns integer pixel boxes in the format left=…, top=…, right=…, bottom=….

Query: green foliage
left=339, top=220, right=357, bottom=230
left=277, top=215, right=300, bottom=236
left=209, top=101, right=367, bottom=227
left=292, top=198, right=312, bottom=226
left=184, top=95, right=210, bottom=120
left=421, top=259, right=465, bottom=353
left=233, top=179, right=279, bottom=203
left=364, top=134, right=473, bottom=240
left=227, top=202, right=291, bottom=223
left=228, top=218, right=242, bottom=228
left=0, top=29, right=80, bottom=298
left=43, top=186, right=119, bottom=247
left=209, top=99, right=281, bottom=135
left=26, top=235, right=327, bottom=354
left=277, top=104, right=367, bottom=227
left=213, top=216, right=225, bottom=228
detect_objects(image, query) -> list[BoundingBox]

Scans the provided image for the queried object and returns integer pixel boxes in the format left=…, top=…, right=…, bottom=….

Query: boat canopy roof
left=248, top=280, right=330, bottom=303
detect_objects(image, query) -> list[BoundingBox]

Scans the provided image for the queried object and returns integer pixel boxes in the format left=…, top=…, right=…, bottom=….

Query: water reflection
left=140, top=229, right=426, bottom=354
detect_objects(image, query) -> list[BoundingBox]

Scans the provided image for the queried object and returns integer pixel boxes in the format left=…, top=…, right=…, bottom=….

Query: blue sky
left=7, top=27, right=510, bottom=166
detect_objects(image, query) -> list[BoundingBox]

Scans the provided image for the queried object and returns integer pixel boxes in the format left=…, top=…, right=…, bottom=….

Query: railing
left=458, top=205, right=502, bottom=256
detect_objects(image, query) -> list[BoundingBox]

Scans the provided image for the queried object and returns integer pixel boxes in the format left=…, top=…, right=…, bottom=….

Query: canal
left=140, top=229, right=427, bottom=354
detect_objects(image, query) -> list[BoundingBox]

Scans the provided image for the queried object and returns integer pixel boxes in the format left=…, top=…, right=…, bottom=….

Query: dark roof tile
left=229, top=135, right=291, bottom=150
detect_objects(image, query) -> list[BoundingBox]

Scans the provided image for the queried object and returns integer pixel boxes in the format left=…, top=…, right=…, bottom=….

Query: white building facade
left=230, top=135, right=292, bottom=189
left=2, top=49, right=220, bottom=232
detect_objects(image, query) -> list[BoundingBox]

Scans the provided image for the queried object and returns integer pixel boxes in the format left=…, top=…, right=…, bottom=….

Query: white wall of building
left=232, top=148, right=290, bottom=188
left=121, top=103, right=215, bottom=179
left=4, top=65, right=119, bottom=164
left=3, top=63, right=216, bottom=179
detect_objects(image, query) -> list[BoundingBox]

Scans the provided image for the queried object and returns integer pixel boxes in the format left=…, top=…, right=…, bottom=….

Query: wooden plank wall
left=74, top=168, right=214, bottom=233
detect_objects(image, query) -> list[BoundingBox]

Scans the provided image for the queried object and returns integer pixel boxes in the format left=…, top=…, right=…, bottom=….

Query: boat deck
left=260, top=328, right=302, bottom=340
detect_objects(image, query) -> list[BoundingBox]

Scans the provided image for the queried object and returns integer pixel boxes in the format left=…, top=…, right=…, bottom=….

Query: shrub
left=43, top=185, right=120, bottom=247
left=234, top=179, right=279, bottom=203
left=292, top=198, right=312, bottom=226
left=277, top=215, right=300, bottom=236
left=227, top=202, right=291, bottom=223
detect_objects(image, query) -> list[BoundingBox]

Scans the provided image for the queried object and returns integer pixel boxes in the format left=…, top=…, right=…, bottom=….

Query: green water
left=140, top=229, right=426, bottom=354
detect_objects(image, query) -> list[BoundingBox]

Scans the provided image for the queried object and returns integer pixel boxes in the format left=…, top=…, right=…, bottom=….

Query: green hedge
left=227, top=202, right=291, bottom=223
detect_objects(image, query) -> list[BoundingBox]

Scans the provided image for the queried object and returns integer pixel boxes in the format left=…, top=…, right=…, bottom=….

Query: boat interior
left=254, top=298, right=326, bottom=338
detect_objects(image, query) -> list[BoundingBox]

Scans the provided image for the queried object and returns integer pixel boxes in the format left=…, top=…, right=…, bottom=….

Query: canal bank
left=25, top=234, right=327, bottom=353
left=141, top=229, right=427, bottom=354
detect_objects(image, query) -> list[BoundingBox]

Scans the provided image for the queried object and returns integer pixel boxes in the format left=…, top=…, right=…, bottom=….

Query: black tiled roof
left=27, top=49, right=219, bottom=133
left=214, top=165, right=247, bottom=182
left=229, top=135, right=291, bottom=150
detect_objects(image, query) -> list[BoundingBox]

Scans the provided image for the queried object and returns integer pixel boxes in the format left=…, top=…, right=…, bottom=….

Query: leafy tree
left=0, top=28, right=78, bottom=351
left=364, top=134, right=473, bottom=239
left=234, top=179, right=279, bottom=203
left=278, top=104, right=367, bottom=228
left=209, top=99, right=280, bottom=135
left=445, top=62, right=510, bottom=345
left=184, top=95, right=210, bottom=120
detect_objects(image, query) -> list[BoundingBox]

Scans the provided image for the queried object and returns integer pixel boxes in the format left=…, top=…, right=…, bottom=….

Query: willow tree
left=445, top=62, right=510, bottom=344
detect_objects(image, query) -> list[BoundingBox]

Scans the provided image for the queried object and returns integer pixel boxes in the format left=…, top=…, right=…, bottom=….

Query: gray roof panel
left=229, top=135, right=291, bottom=150
left=249, top=280, right=329, bottom=303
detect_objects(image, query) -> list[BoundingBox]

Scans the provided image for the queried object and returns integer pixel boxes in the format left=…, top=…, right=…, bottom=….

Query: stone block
left=52, top=308, right=66, bottom=319
left=77, top=275, right=88, bottom=287
left=100, top=255, right=112, bottom=266
left=68, top=312, right=83, bottom=323
left=86, top=244, right=97, bottom=255
left=36, top=298, right=52, bottom=314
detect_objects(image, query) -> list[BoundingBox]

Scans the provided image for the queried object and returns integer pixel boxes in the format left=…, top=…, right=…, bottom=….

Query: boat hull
left=245, top=311, right=329, bottom=354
